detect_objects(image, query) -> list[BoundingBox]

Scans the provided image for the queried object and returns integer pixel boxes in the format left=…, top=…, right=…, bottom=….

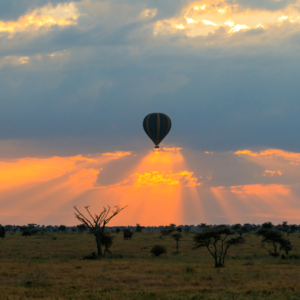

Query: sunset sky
left=1, top=0, right=300, bottom=226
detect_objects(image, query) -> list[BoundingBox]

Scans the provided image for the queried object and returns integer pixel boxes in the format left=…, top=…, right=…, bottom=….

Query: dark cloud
left=1, top=0, right=300, bottom=157
left=225, top=0, right=298, bottom=11
left=0, top=0, right=82, bottom=20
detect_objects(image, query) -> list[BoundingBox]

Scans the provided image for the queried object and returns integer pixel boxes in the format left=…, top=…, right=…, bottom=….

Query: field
left=1, top=230, right=300, bottom=300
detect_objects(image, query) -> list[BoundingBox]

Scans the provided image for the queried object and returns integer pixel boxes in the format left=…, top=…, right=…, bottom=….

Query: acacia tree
left=256, top=228, right=292, bottom=256
left=74, top=205, right=126, bottom=257
left=172, top=232, right=182, bottom=253
left=193, top=227, right=245, bottom=268
left=280, top=239, right=293, bottom=255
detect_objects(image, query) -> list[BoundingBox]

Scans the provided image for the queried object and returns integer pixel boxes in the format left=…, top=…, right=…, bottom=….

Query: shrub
left=151, top=245, right=167, bottom=257
left=101, top=232, right=114, bottom=256
left=58, top=225, right=67, bottom=232
left=136, top=224, right=145, bottom=233
left=184, top=225, right=190, bottom=235
left=76, top=224, right=86, bottom=234
left=0, top=226, right=5, bottom=239
left=22, top=230, right=32, bottom=237
left=123, top=228, right=133, bottom=240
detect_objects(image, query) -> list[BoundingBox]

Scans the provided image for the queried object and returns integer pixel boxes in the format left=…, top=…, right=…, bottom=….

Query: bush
left=0, top=226, right=5, bottom=239
left=151, top=245, right=167, bottom=257
left=22, top=230, right=32, bottom=237
left=136, top=224, right=145, bottom=233
left=123, top=228, right=133, bottom=240
left=58, top=225, right=67, bottom=232
left=101, top=232, right=114, bottom=256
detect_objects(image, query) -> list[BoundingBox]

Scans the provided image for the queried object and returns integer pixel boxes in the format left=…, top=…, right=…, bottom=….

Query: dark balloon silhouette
left=143, top=113, right=171, bottom=148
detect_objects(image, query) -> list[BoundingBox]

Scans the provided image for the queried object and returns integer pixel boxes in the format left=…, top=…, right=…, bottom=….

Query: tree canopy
left=193, top=227, right=245, bottom=267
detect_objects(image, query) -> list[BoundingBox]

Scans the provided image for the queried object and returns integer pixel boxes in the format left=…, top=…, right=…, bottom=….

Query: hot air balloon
left=143, top=113, right=171, bottom=148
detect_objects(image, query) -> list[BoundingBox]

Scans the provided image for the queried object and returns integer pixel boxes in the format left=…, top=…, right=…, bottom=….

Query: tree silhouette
left=193, top=227, right=245, bottom=268
left=123, top=228, right=133, bottom=240
left=257, top=228, right=292, bottom=256
left=280, top=239, right=293, bottom=255
left=101, top=232, right=114, bottom=256
left=262, top=222, right=273, bottom=229
left=74, top=205, right=127, bottom=257
left=0, top=226, right=5, bottom=239
left=77, top=224, right=86, bottom=234
left=59, top=225, right=67, bottom=233
left=172, top=232, right=182, bottom=253
left=184, top=225, right=190, bottom=235
left=136, top=224, right=144, bottom=233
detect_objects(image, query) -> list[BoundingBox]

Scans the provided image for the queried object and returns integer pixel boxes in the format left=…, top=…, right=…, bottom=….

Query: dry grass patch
left=0, top=231, right=300, bottom=299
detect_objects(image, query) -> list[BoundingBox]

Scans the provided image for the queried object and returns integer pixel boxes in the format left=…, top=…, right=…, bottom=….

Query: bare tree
left=74, top=205, right=127, bottom=257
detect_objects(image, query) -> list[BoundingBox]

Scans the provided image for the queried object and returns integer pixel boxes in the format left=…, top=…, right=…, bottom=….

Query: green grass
left=0, top=231, right=300, bottom=299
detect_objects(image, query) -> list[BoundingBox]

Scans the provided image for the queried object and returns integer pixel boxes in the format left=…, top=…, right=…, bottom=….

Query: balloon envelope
left=143, top=113, right=172, bottom=148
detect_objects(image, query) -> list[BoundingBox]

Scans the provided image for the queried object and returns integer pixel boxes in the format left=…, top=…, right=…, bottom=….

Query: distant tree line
left=1, top=219, right=299, bottom=267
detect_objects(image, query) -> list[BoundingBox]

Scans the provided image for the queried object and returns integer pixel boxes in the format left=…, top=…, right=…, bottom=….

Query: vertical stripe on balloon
left=146, top=114, right=154, bottom=142
left=166, top=115, right=171, bottom=134
left=157, top=113, right=160, bottom=143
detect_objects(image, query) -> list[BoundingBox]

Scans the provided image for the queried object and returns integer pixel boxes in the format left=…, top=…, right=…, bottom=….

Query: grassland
left=1, top=230, right=300, bottom=299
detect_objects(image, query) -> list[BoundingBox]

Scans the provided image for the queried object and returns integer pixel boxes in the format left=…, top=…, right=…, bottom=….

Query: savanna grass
left=0, top=231, right=300, bottom=299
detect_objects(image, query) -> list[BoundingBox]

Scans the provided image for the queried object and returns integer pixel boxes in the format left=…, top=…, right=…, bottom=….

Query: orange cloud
left=0, top=155, right=96, bottom=190
left=162, top=147, right=182, bottom=151
left=0, top=3, right=80, bottom=34
left=235, top=149, right=300, bottom=165
left=134, top=171, right=200, bottom=187
left=102, top=151, right=132, bottom=159
left=263, top=170, right=282, bottom=177
left=230, top=184, right=290, bottom=196
left=69, top=169, right=100, bottom=190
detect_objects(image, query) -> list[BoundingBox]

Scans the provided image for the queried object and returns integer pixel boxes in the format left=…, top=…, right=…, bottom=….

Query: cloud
left=0, top=0, right=82, bottom=21
left=162, top=147, right=182, bottom=151
left=134, top=170, right=200, bottom=187
left=69, top=168, right=100, bottom=189
left=102, top=151, right=132, bottom=158
left=235, top=149, right=300, bottom=165
left=0, top=154, right=96, bottom=190
left=0, top=0, right=300, bottom=154
left=2, top=1, right=300, bottom=226
left=152, top=0, right=300, bottom=37
left=225, top=0, right=298, bottom=11
left=1, top=147, right=300, bottom=225
left=0, top=2, right=80, bottom=35
left=230, top=184, right=291, bottom=196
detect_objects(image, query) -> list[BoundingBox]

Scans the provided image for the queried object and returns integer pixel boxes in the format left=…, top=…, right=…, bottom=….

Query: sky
left=1, top=0, right=300, bottom=226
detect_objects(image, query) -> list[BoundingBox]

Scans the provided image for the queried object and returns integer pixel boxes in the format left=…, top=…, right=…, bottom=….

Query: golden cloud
left=134, top=171, right=200, bottom=187
left=263, top=170, right=282, bottom=177
left=0, top=155, right=96, bottom=190
left=102, top=151, right=132, bottom=159
left=235, top=149, right=300, bottom=165
left=153, top=0, right=300, bottom=37
left=69, top=168, right=100, bottom=189
left=0, top=2, right=80, bottom=34
left=0, top=50, right=72, bottom=69
left=162, top=147, right=182, bottom=151
left=230, top=184, right=290, bottom=196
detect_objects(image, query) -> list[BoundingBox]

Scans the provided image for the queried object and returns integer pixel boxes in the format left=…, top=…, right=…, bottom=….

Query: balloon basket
left=154, top=146, right=159, bottom=149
